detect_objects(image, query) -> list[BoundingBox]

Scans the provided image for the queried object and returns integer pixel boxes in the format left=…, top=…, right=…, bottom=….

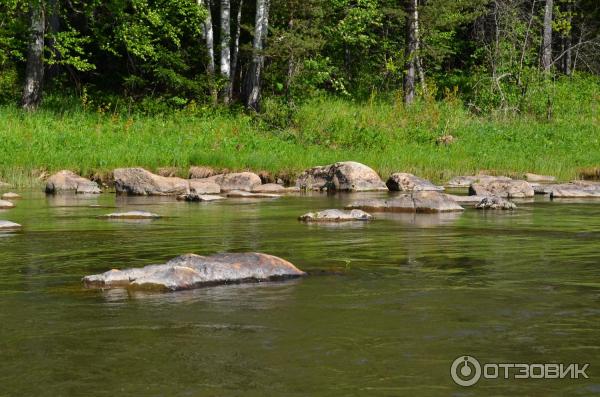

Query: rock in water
left=446, top=175, right=511, bottom=188
left=444, top=194, right=487, bottom=203
left=226, top=190, right=281, bottom=198
left=82, top=253, right=306, bottom=291
left=296, top=161, right=387, bottom=192
left=252, top=183, right=300, bottom=193
left=524, top=173, right=556, bottom=183
left=386, top=173, right=444, bottom=192
left=299, top=209, right=373, bottom=222
left=114, top=168, right=190, bottom=196
left=101, top=211, right=161, bottom=219
left=0, top=220, right=21, bottom=229
left=203, top=172, right=262, bottom=192
left=469, top=180, right=534, bottom=198
left=475, top=197, right=517, bottom=210
left=1, top=192, right=21, bottom=200
left=177, top=193, right=225, bottom=202
left=188, top=179, right=221, bottom=194
left=45, top=170, right=101, bottom=194
left=0, top=200, right=15, bottom=209
left=535, top=181, right=600, bottom=198
left=346, top=191, right=464, bottom=213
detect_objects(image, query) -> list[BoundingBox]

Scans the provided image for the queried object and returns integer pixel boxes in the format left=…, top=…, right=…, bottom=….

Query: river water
left=0, top=191, right=599, bottom=396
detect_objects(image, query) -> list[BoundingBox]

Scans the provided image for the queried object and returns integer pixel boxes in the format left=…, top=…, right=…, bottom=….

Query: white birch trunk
left=542, top=0, right=553, bottom=72
left=245, top=0, right=269, bottom=110
left=220, top=0, right=231, bottom=103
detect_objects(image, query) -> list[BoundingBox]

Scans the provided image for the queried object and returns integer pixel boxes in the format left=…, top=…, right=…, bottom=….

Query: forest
left=0, top=0, right=599, bottom=183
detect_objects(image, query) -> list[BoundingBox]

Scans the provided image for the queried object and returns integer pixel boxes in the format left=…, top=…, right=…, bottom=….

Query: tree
left=404, top=0, right=419, bottom=104
left=21, top=0, right=45, bottom=111
left=220, top=0, right=232, bottom=103
left=542, top=0, right=553, bottom=71
left=244, top=0, right=270, bottom=110
left=200, top=0, right=217, bottom=102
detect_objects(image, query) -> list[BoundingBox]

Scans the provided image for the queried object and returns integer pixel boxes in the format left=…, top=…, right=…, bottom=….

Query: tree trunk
left=244, top=0, right=269, bottom=111
left=230, top=0, right=243, bottom=98
left=220, top=0, right=231, bottom=103
left=22, top=0, right=45, bottom=111
left=563, top=2, right=572, bottom=75
left=403, top=0, right=418, bottom=104
left=200, top=0, right=217, bottom=103
left=542, top=0, right=553, bottom=72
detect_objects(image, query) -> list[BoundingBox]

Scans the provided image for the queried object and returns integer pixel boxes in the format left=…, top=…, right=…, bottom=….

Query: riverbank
left=1, top=85, right=599, bottom=187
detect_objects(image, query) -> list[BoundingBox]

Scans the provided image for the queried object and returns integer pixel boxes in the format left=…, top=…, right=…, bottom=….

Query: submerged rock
left=0, top=220, right=21, bottom=229
left=0, top=199, right=15, bottom=209
left=45, top=170, right=101, bottom=194
left=1, top=192, right=21, bottom=200
left=226, top=190, right=281, bottom=198
left=188, top=179, right=221, bottom=194
left=445, top=194, right=486, bottom=203
left=446, top=175, right=512, bottom=188
left=346, top=191, right=464, bottom=213
left=469, top=180, right=534, bottom=198
left=296, top=161, right=387, bottom=192
left=475, top=197, right=517, bottom=210
left=386, top=173, right=444, bottom=192
left=299, top=209, right=373, bottom=222
left=524, top=173, right=556, bottom=183
left=534, top=181, right=600, bottom=198
left=114, top=168, right=189, bottom=196
left=102, top=211, right=161, bottom=219
left=252, top=183, right=299, bottom=193
left=177, top=193, right=225, bottom=202
left=203, top=172, right=262, bottom=192
left=82, top=252, right=306, bottom=291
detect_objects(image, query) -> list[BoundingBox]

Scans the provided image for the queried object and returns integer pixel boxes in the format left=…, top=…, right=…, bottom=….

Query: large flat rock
left=114, top=168, right=189, bottom=195
left=446, top=175, right=511, bottom=188
left=469, top=180, right=534, bottom=198
left=45, top=170, right=101, bottom=194
left=0, top=199, right=15, bottom=209
left=101, top=211, right=161, bottom=219
left=386, top=173, right=443, bottom=192
left=83, top=253, right=306, bottom=291
left=535, top=181, right=600, bottom=198
left=0, top=220, right=21, bottom=229
left=203, top=172, right=262, bottom=192
left=299, top=209, right=373, bottom=222
left=296, top=161, right=387, bottom=192
left=346, top=191, right=464, bottom=213
left=1, top=192, right=21, bottom=200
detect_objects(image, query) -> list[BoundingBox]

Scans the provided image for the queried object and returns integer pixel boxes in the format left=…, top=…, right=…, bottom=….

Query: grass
left=0, top=77, right=599, bottom=187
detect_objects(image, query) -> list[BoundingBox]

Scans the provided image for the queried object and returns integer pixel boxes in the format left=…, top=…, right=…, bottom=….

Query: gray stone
left=45, top=170, right=101, bottom=194
left=346, top=191, right=464, bottom=213
left=469, top=180, right=534, bottom=198
left=203, top=172, right=262, bottom=192
left=299, top=209, right=373, bottom=222
left=386, top=173, right=444, bottom=192
left=445, top=194, right=487, bottom=203
left=226, top=190, right=281, bottom=198
left=114, top=168, right=189, bottom=196
left=0, top=200, right=15, bottom=209
left=446, top=175, right=512, bottom=188
left=82, top=252, right=306, bottom=291
left=102, top=211, right=161, bottom=219
left=524, top=173, right=556, bottom=183
left=188, top=179, right=221, bottom=194
left=296, top=161, right=387, bottom=192
left=177, top=193, right=225, bottom=202
left=475, top=197, right=517, bottom=210
left=0, top=220, right=21, bottom=229
left=1, top=192, right=21, bottom=200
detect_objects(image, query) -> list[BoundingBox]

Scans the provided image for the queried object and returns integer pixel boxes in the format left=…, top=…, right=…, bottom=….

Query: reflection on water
left=0, top=190, right=599, bottom=396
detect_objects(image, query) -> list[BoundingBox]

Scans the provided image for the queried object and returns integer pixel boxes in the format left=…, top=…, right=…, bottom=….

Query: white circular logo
left=451, top=355, right=482, bottom=386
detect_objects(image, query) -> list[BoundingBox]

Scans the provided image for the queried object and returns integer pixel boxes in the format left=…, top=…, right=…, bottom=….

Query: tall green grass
left=0, top=76, right=598, bottom=186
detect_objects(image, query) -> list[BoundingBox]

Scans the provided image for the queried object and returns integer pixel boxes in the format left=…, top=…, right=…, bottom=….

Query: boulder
left=0, top=220, right=21, bottom=229
left=469, top=180, right=534, bottom=198
left=549, top=181, right=600, bottom=198
left=82, top=252, right=306, bottom=291
left=296, top=161, right=387, bottom=192
left=346, top=191, right=464, bottom=213
left=189, top=166, right=217, bottom=179
left=188, top=179, right=221, bottom=194
left=446, top=175, right=511, bottom=188
left=177, top=193, right=225, bottom=202
left=445, top=194, right=487, bottom=203
left=386, top=173, right=444, bottom=192
left=299, top=209, right=373, bottom=222
left=226, top=190, right=281, bottom=199
left=203, top=172, right=262, bottom=192
left=45, top=170, right=101, bottom=194
left=1, top=192, right=21, bottom=200
left=475, top=197, right=517, bottom=210
left=524, top=173, right=556, bottom=183
left=113, top=168, right=189, bottom=196
left=0, top=199, right=15, bottom=209
left=101, top=211, right=161, bottom=219
left=252, top=184, right=300, bottom=193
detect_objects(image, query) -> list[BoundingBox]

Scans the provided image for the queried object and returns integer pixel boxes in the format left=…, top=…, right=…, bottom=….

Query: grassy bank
left=0, top=78, right=599, bottom=187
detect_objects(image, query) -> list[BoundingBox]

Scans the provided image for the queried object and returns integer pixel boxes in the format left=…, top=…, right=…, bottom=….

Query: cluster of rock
left=299, top=209, right=373, bottom=222
left=83, top=252, right=306, bottom=291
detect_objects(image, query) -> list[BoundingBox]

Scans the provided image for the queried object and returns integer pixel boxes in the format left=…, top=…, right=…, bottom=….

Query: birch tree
left=244, top=0, right=269, bottom=110
left=220, top=0, right=231, bottom=103
left=200, top=0, right=217, bottom=102
left=21, top=0, right=45, bottom=111
left=542, top=0, right=553, bottom=72
left=230, top=0, right=243, bottom=97
left=403, top=0, right=419, bottom=104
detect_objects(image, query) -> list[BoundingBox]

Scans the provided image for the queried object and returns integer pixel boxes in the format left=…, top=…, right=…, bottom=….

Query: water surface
left=0, top=191, right=599, bottom=396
